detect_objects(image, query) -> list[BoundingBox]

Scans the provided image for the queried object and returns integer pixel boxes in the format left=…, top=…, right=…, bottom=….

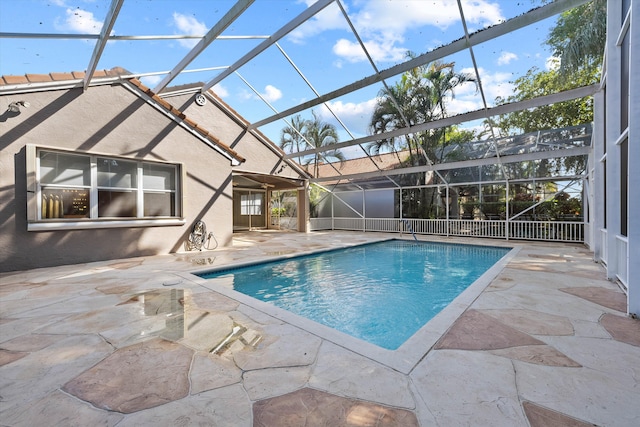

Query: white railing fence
left=270, top=216, right=298, bottom=230
left=310, top=217, right=585, bottom=243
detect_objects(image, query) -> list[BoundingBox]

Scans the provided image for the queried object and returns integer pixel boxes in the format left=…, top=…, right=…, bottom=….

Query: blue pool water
left=198, top=240, right=510, bottom=350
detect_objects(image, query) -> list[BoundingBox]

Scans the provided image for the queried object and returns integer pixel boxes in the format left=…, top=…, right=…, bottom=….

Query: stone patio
left=1, top=231, right=638, bottom=426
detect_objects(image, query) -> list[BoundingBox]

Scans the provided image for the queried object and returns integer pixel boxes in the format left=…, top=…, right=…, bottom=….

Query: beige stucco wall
left=0, top=82, right=301, bottom=272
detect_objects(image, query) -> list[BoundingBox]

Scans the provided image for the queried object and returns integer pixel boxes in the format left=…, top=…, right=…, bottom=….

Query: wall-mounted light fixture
left=7, top=100, right=30, bottom=113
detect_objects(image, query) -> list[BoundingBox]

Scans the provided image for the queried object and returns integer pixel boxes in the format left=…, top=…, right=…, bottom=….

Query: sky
left=0, top=0, right=564, bottom=156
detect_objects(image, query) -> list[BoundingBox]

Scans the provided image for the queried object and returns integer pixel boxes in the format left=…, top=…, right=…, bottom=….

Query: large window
left=36, top=149, right=181, bottom=222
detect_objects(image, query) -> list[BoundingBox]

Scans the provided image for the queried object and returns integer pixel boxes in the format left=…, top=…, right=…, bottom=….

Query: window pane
left=252, top=196, right=262, bottom=215
left=241, top=194, right=249, bottom=215
left=621, top=32, right=629, bottom=131
left=144, top=192, right=175, bottom=217
left=240, top=193, right=263, bottom=215
left=41, top=188, right=90, bottom=219
left=40, top=151, right=90, bottom=186
left=98, top=190, right=136, bottom=217
left=143, top=163, right=176, bottom=191
left=98, top=158, right=137, bottom=188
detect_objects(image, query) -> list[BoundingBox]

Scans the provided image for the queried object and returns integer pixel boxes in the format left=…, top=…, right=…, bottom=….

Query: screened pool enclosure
left=310, top=123, right=591, bottom=243
left=0, top=0, right=637, bottom=314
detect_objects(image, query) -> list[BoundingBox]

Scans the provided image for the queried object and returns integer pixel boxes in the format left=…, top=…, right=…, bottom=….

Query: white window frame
left=26, top=145, right=185, bottom=231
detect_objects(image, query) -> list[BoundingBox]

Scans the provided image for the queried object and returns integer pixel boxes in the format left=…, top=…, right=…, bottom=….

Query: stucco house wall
left=0, top=75, right=304, bottom=271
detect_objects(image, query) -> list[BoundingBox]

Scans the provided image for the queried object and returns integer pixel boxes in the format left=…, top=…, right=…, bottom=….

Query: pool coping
left=187, top=238, right=521, bottom=374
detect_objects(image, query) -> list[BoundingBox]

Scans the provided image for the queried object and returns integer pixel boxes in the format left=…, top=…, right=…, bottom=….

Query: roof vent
left=195, top=94, right=207, bottom=106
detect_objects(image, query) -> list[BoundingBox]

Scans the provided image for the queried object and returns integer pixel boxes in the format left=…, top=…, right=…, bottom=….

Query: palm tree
left=279, top=111, right=345, bottom=177
left=369, top=58, right=475, bottom=217
left=368, top=82, right=422, bottom=164
left=280, top=115, right=308, bottom=164
left=422, top=61, right=477, bottom=161
left=369, top=58, right=475, bottom=167
left=304, top=111, right=345, bottom=178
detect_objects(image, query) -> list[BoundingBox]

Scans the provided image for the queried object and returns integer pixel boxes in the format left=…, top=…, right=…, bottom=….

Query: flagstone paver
left=232, top=323, right=322, bottom=371
left=0, top=334, right=114, bottom=419
left=523, top=401, right=597, bottom=427
left=411, top=349, right=525, bottom=426
left=1, top=231, right=638, bottom=426
left=1, top=390, right=124, bottom=427
left=253, top=388, right=419, bottom=427
left=560, top=286, right=628, bottom=312
left=63, top=338, right=194, bottom=414
left=117, top=384, right=252, bottom=427
left=481, top=308, right=574, bottom=335
left=489, top=344, right=582, bottom=367
left=0, top=349, right=28, bottom=366
left=243, top=366, right=313, bottom=401
left=434, top=309, right=545, bottom=350
left=600, top=313, right=640, bottom=346
left=189, top=352, right=243, bottom=394
left=309, top=341, right=415, bottom=409
left=515, top=359, right=639, bottom=427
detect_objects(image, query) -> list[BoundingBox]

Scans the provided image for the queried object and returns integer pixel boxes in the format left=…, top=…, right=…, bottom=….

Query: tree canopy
left=495, top=65, right=597, bottom=133
left=546, top=0, right=606, bottom=75
left=495, top=0, right=604, bottom=134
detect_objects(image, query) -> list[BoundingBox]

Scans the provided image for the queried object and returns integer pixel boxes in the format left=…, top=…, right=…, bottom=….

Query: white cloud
left=238, top=89, right=253, bottom=101
left=260, top=85, right=283, bottom=103
left=333, top=37, right=406, bottom=63
left=497, top=51, right=517, bottom=66
left=351, top=1, right=503, bottom=36
left=327, top=0, right=504, bottom=65
left=213, top=83, right=228, bottom=98
left=238, top=85, right=282, bottom=103
left=55, top=8, right=103, bottom=33
left=317, top=98, right=379, bottom=136
left=172, top=12, right=207, bottom=48
left=285, top=1, right=507, bottom=66
left=140, top=75, right=162, bottom=87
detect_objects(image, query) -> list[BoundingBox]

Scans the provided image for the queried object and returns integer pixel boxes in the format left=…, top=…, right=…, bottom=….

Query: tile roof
left=0, top=67, right=128, bottom=85
left=312, top=150, right=407, bottom=179
left=0, top=67, right=245, bottom=164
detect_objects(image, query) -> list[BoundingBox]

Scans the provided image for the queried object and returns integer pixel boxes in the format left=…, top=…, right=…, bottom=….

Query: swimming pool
left=198, top=239, right=510, bottom=350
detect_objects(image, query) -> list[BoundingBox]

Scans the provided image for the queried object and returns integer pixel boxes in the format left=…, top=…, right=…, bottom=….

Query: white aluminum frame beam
left=200, top=0, right=335, bottom=94
left=288, top=84, right=599, bottom=159
left=456, top=0, right=508, bottom=181
left=153, top=0, right=254, bottom=93
left=311, top=146, right=591, bottom=184
left=0, top=32, right=267, bottom=41
left=249, top=0, right=590, bottom=130
left=83, top=0, right=124, bottom=91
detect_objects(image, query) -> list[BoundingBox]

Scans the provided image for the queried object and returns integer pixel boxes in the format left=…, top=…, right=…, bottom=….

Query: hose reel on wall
left=185, top=220, right=218, bottom=251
